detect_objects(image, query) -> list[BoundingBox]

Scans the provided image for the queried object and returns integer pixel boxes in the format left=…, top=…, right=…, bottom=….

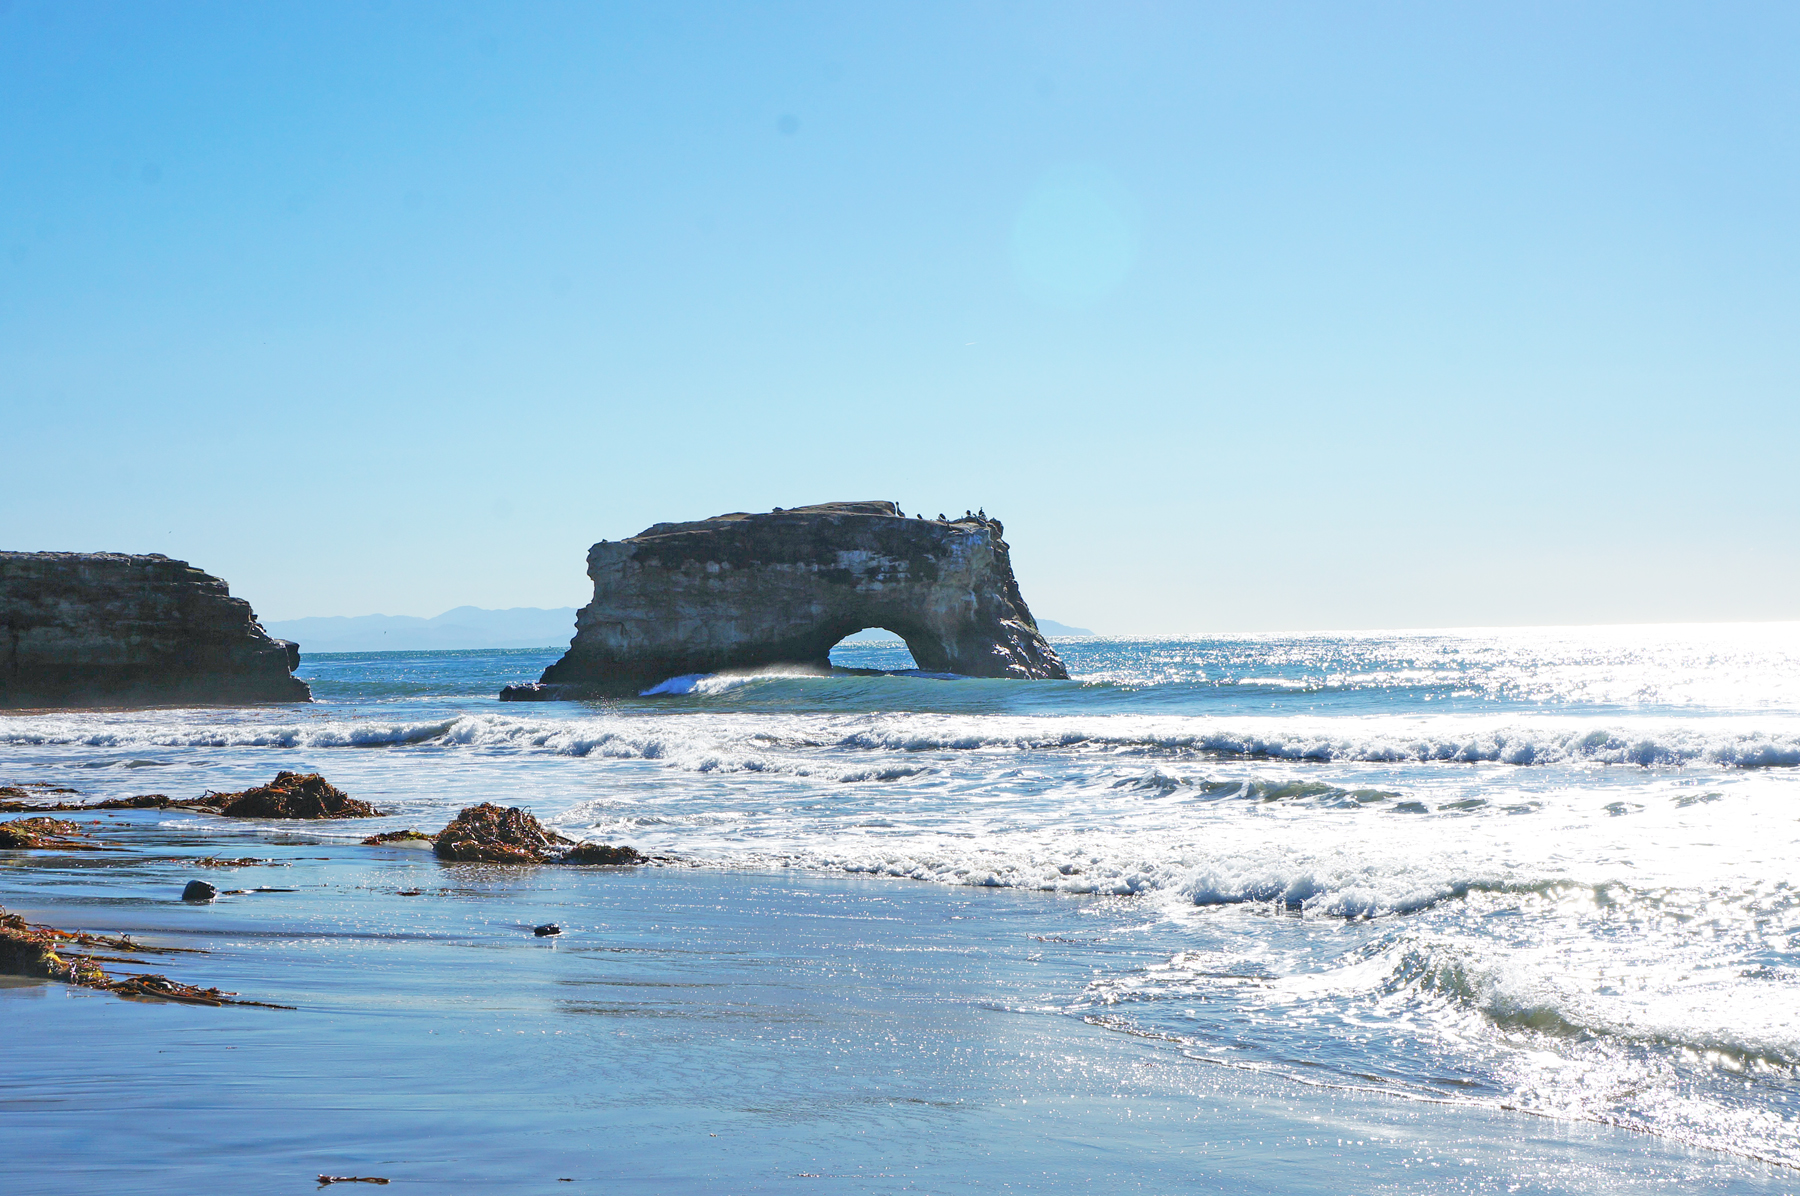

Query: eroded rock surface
left=0, top=552, right=310, bottom=707
left=505, top=501, right=1068, bottom=698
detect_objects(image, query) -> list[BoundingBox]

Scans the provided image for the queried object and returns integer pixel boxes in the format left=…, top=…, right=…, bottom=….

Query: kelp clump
left=433, top=803, right=573, bottom=863
left=0, top=908, right=109, bottom=986
left=85, top=794, right=178, bottom=809
left=361, top=829, right=433, bottom=846
left=0, top=906, right=287, bottom=1007
left=0, top=817, right=102, bottom=851
left=203, top=772, right=381, bottom=819
left=1, top=793, right=176, bottom=813
left=430, top=803, right=644, bottom=866
left=564, top=841, right=645, bottom=865
left=0, top=774, right=377, bottom=820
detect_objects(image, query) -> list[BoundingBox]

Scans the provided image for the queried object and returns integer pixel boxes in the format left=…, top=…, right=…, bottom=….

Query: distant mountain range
left=263, top=607, right=581, bottom=653
left=1033, top=619, right=1093, bottom=637
left=267, top=608, right=1095, bottom=653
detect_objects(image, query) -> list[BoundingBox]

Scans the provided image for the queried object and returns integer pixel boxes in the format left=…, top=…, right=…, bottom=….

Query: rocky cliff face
left=505, top=501, right=1068, bottom=699
left=0, top=552, right=311, bottom=707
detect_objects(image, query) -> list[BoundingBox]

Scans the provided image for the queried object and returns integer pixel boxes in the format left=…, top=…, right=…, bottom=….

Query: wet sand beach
left=0, top=810, right=1790, bottom=1195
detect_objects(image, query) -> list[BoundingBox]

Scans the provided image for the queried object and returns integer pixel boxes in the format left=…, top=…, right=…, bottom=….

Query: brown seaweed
left=0, top=816, right=108, bottom=851
left=0, top=773, right=379, bottom=820
left=429, top=803, right=644, bottom=866
left=432, top=803, right=573, bottom=863
left=201, top=772, right=382, bottom=819
left=362, top=829, right=433, bottom=845
left=563, top=841, right=646, bottom=865
left=0, top=793, right=173, bottom=812
left=0, top=906, right=289, bottom=1008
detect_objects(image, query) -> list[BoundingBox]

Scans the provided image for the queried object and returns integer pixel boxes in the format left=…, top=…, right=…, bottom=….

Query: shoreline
left=1, top=815, right=1793, bottom=1193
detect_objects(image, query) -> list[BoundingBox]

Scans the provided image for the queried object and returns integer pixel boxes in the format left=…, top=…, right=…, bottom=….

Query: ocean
left=2, top=626, right=1798, bottom=1193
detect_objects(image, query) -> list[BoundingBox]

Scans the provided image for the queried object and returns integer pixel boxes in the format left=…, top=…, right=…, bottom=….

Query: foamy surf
left=6, top=708, right=1798, bottom=772
left=3, top=629, right=1796, bottom=1174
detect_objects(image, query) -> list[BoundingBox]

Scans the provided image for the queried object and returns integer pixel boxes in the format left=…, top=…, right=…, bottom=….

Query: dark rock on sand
left=181, top=880, right=218, bottom=902
left=501, top=501, right=1067, bottom=699
left=0, top=551, right=311, bottom=707
left=202, top=772, right=381, bottom=819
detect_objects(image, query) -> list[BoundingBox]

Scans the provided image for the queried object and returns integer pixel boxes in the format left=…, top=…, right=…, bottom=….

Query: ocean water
left=3, top=626, right=1799, bottom=1192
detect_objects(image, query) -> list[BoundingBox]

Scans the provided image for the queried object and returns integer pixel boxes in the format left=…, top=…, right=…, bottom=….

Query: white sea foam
left=769, top=839, right=1551, bottom=916
left=0, top=716, right=459, bottom=751
left=828, top=714, right=1800, bottom=767
left=6, top=710, right=1800, bottom=776
left=1395, top=937, right=1800, bottom=1069
left=5, top=628, right=1798, bottom=1169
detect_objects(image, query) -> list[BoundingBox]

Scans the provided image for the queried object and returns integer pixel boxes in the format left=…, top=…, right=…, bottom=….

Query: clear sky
left=4, top=2, right=1797, bottom=631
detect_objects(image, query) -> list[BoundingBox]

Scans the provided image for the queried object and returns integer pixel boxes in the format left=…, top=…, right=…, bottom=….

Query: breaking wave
left=4, top=711, right=1798, bottom=772
left=827, top=717, right=1800, bottom=768
left=772, top=841, right=1570, bottom=918
left=1395, top=944, right=1800, bottom=1070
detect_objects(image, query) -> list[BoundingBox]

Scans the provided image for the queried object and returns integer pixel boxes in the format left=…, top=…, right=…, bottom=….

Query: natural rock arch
left=503, top=501, right=1068, bottom=698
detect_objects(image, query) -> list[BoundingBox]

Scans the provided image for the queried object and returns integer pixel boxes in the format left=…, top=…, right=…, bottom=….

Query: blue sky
left=4, top=1, right=1796, bottom=631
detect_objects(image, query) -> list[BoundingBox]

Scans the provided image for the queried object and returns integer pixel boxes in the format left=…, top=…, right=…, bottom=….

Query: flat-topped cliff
left=0, top=552, right=310, bottom=707
left=504, top=501, right=1068, bottom=698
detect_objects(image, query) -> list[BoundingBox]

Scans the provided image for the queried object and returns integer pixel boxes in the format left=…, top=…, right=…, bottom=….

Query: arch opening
left=828, top=628, right=919, bottom=673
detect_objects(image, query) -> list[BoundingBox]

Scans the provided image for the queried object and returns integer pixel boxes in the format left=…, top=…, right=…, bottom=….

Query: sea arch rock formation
left=0, top=552, right=311, bottom=707
left=503, top=501, right=1068, bottom=698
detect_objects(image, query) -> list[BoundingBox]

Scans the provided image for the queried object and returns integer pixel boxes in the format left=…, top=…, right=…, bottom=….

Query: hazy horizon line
left=262, top=606, right=1800, bottom=638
